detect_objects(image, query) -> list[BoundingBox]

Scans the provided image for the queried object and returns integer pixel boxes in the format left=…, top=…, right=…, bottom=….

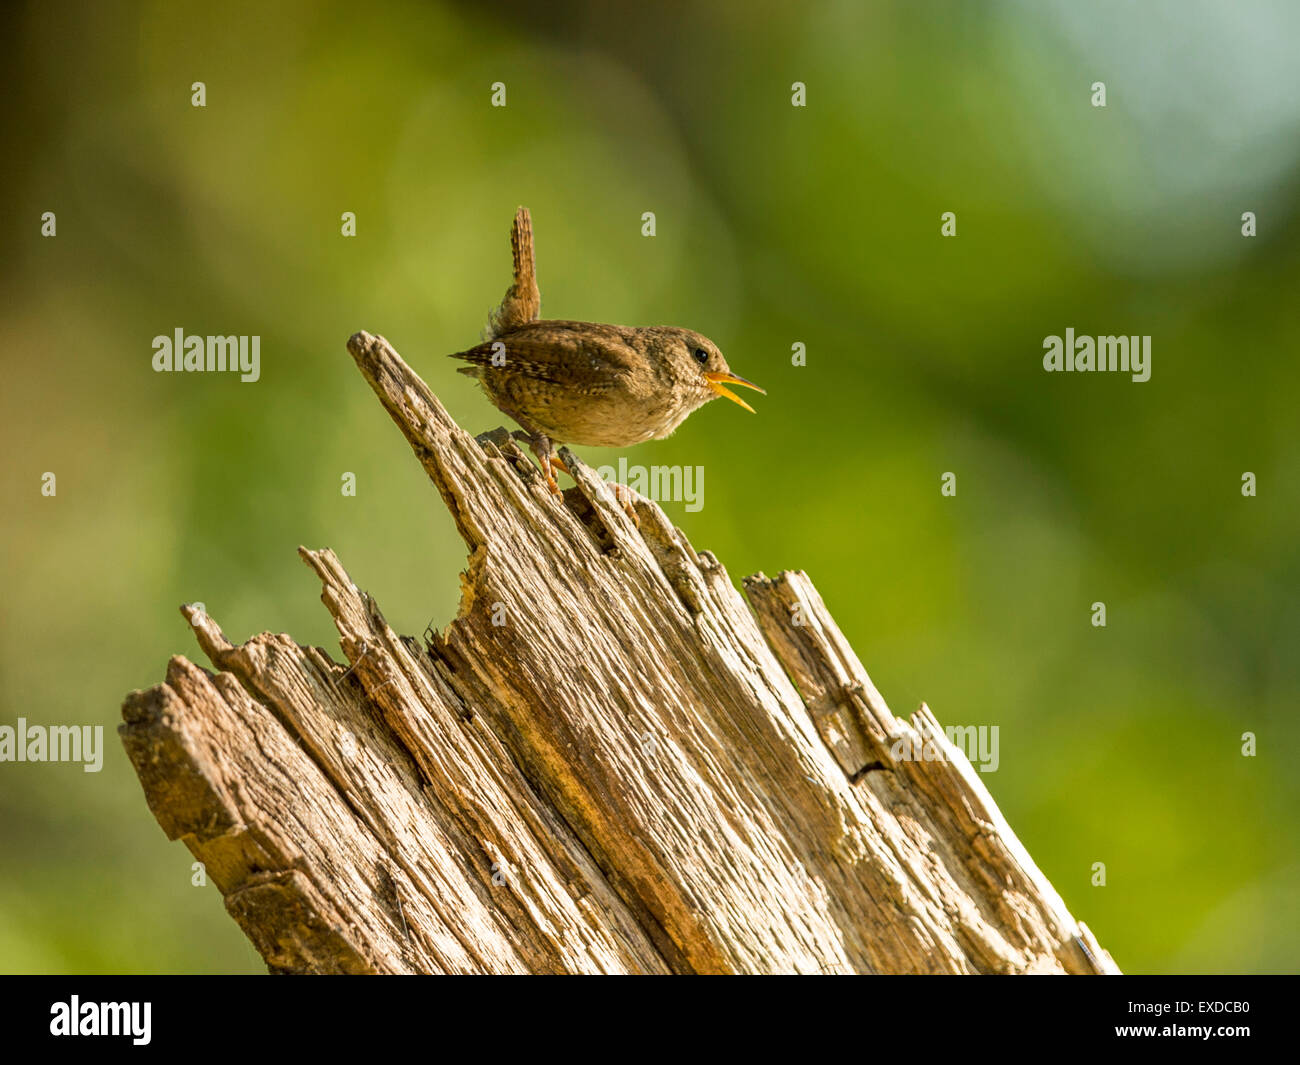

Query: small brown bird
left=451, top=208, right=763, bottom=495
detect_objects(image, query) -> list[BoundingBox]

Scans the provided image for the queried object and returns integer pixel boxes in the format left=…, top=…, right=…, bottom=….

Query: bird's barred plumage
left=447, top=207, right=762, bottom=484
left=452, top=320, right=640, bottom=395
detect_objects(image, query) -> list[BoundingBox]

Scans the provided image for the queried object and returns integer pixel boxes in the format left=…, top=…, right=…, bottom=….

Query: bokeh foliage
left=1, top=0, right=1296, bottom=973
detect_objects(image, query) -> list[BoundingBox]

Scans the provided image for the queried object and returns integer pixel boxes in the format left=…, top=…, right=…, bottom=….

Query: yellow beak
left=704, top=371, right=765, bottom=413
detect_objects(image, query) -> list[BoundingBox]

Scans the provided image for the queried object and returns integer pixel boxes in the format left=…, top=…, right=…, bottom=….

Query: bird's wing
left=449, top=321, right=640, bottom=392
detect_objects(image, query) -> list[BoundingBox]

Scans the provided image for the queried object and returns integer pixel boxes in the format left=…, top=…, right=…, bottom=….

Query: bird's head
left=656, top=328, right=765, bottom=414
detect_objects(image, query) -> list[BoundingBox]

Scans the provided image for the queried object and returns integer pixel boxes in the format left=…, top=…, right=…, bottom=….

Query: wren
left=450, top=208, right=763, bottom=496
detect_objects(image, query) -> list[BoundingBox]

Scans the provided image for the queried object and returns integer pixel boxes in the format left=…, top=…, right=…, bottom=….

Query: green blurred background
left=2, top=0, right=1297, bottom=974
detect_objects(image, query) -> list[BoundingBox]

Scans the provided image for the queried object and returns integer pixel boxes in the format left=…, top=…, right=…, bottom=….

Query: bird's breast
left=505, top=385, right=698, bottom=447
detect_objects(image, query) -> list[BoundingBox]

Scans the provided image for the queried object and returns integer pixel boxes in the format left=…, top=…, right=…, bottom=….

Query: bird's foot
left=546, top=456, right=579, bottom=498
left=611, top=482, right=641, bottom=528
left=547, top=453, right=637, bottom=526
left=513, top=431, right=563, bottom=497
left=547, top=450, right=639, bottom=527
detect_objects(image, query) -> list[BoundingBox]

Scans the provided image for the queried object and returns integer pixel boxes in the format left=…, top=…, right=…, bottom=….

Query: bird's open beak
left=704, top=371, right=765, bottom=413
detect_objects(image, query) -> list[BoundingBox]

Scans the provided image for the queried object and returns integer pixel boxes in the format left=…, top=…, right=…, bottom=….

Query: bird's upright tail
left=487, top=206, right=541, bottom=338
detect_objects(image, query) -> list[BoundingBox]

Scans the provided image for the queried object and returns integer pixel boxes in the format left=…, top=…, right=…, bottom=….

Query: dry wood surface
left=119, top=330, right=1119, bottom=975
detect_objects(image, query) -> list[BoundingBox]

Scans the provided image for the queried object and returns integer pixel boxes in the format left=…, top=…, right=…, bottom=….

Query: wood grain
left=118, top=330, right=1119, bottom=975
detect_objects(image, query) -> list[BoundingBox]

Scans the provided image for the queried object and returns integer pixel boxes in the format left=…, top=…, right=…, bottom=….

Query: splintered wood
left=118, top=330, right=1119, bottom=975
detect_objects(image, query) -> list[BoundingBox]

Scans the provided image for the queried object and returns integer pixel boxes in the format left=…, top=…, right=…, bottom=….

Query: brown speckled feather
left=453, top=321, right=641, bottom=392
left=447, top=208, right=762, bottom=459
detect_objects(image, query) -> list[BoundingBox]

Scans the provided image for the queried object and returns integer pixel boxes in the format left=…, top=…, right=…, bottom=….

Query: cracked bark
left=118, top=330, right=1119, bottom=975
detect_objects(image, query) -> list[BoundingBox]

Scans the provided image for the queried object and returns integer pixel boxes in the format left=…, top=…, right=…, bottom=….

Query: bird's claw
left=612, top=482, right=641, bottom=528
left=543, top=456, right=566, bottom=496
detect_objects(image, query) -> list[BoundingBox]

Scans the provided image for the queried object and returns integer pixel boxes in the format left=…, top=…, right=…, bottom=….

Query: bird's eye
left=693, top=348, right=709, bottom=364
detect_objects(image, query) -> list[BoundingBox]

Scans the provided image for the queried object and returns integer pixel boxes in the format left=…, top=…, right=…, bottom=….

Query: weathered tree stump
left=118, top=331, right=1119, bottom=975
